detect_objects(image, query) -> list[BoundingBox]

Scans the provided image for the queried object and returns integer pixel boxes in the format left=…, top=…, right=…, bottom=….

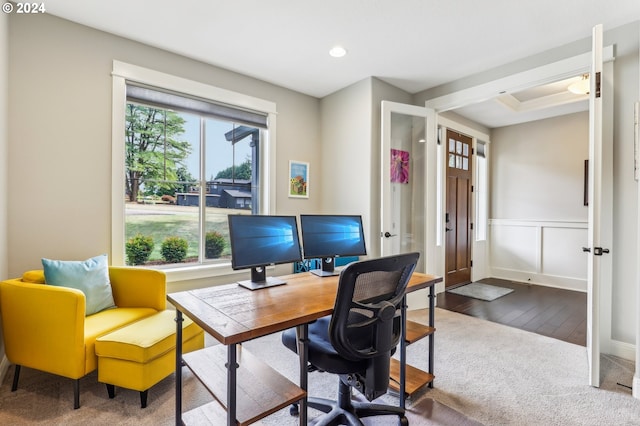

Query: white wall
left=7, top=13, right=321, bottom=286
left=491, top=112, right=589, bottom=221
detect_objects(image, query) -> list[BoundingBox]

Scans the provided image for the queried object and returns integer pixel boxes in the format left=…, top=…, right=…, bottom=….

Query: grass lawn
left=125, top=203, right=247, bottom=262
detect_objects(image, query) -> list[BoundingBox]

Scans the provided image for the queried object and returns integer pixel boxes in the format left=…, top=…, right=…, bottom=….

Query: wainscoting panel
left=489, top=219, right=587, bottom=292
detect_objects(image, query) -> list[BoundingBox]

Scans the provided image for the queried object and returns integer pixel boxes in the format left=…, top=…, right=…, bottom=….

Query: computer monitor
left=228, top=214, right=303, bottom=290
left=300, top=214, right=367, bottom=276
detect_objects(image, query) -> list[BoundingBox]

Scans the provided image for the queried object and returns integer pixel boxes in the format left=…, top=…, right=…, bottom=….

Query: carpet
left=446, top=282, right=514, bottom=301
left=0, top=308, right=638, bottom=425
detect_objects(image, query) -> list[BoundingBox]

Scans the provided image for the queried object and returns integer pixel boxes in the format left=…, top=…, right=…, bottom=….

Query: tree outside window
left=124, top=102, right=258, bottom=267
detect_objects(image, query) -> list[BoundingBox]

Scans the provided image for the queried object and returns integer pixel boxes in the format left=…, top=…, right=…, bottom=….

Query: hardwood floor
left=436, top=278, right=587, bottom=346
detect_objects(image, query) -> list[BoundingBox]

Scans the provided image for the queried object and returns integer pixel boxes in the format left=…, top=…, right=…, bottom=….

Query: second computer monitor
left=300, top=214, right=367, bottom=276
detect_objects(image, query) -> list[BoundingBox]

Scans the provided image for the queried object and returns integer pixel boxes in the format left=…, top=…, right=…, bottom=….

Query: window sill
left=157, top=262, right=243, bottom=283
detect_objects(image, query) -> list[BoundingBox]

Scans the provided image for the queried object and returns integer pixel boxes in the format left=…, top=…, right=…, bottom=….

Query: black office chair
left=282, top=252, right=420, bottom=426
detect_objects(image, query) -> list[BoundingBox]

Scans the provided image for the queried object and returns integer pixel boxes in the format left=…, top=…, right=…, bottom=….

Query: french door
left=380, top=101, right=437, bottom=284
left=585, top=23, right=611, bottom=388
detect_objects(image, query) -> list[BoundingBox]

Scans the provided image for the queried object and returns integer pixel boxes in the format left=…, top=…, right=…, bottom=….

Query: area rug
left=446, top=282, right=514, bottom=301
left=1, top=308, right=638, bottom=425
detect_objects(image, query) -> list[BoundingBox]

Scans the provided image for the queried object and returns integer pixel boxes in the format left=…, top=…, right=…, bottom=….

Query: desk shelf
left=405, top=320, right=435, bottom=344
left=389, top=320, right=436, bottom=397
left=182, top=345, right=306, bottom=426
left=389, top=316, right=437, bottom=397
left=389, top=358, right=435, bottom=396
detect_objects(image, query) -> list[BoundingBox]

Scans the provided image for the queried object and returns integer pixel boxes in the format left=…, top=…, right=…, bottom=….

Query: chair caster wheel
left=399, top=416, right=409, bottom=426
left=289, top=403, right=299, bottom=416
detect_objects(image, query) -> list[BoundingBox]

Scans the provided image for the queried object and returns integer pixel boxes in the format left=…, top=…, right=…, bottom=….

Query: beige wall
left=319, top=77, right=412, bottom=258
left=319, top=78, right=373, bottom=217
left=0, top=10, right=7, bottom=283
left=7, top=13, right=321, bottom=279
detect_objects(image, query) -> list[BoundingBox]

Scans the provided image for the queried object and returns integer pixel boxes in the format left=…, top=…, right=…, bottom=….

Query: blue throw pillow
left=42, top=254, right=115, bottom=316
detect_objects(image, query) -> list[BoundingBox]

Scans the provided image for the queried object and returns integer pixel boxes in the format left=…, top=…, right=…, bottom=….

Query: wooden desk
left=168, top=270, right=441, bottom=426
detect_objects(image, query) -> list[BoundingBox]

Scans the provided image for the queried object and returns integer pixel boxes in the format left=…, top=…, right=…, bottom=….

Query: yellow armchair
left=0, top=266, right=166, bottom=409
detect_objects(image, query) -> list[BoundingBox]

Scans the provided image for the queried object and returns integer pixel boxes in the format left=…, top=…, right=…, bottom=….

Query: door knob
left=383, top=232, right=397, bottom=238
left=445, top=227, right=453, bottom=232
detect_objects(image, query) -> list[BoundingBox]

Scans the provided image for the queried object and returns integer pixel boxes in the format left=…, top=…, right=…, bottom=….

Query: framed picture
left=390, top=148, right=410, bottom=184
left=289, top=160, right=309, bottom=198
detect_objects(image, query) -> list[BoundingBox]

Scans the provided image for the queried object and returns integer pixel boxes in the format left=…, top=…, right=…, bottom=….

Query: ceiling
left=45, top=0, right=639, bottom=128
left=454, top=75, right=590, bottom=128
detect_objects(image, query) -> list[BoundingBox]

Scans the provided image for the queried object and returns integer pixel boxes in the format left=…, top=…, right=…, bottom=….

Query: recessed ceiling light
left=329, top=46, right=347, bottom=58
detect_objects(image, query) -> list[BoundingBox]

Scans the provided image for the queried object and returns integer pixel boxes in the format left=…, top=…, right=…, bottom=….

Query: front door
left=445, top=129, right=472, bottom=287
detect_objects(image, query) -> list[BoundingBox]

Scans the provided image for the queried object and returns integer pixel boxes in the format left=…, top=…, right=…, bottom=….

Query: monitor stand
left=237, top=266, right=287, bottom=291
left=310, top=257, right=340, bottom=277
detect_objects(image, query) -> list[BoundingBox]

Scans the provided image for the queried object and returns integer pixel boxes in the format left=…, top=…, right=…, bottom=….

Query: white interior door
left=380, top=101, right=437, bottom=289
left=586, top=23, right=611, bottom=388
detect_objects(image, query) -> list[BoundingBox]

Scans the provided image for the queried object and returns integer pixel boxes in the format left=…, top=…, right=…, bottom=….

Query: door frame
left=437, top=117, right=490, bottom=287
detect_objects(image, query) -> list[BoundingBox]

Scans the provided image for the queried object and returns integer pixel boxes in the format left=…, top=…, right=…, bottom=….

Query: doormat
left=447, top=282, right=514, bottom=301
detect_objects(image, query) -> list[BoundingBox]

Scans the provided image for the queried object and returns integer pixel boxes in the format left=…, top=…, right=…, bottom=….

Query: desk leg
left=295, top=324, right=309, bottom=425
left=174, top=310, right=183, bottom=426
left=400, top=295, right=407, bottom=408
left=428, top=285, right=435, bottom=388
left=227, top=344, right=238, bottom=426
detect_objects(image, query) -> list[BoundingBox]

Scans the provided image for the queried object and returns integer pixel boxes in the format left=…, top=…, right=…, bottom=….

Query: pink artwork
left=390, top=149, right=409, bottom=184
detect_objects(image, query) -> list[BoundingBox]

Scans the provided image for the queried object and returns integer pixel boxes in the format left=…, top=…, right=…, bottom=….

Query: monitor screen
left=228, top=215, right=302, bottom=289
left=300, top=214, right=367, bottom=264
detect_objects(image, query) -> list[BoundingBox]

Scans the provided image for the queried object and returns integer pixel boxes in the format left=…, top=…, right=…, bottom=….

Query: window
left=112, top=62, right=277, bottom=280
left=475, top=141, right=488, bottom=241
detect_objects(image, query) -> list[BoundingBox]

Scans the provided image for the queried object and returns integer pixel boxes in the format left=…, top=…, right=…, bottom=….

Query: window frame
left=475, top=140, right=488, bottom=242
left=111, top=61, right=277, bottom=282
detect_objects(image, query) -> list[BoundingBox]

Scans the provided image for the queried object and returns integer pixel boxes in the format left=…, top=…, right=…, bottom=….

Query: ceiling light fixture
left=568, top=74, right=590, bottom=95
left=329, top=46, right=347, bottom=58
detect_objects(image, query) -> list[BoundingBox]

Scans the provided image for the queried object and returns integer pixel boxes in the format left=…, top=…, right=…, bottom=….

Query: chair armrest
left=108, top=267, right=166, bottom=311
left=0, top=279, right=86, bottom=378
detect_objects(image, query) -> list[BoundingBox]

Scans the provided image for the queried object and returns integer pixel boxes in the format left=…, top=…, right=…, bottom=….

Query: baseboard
left=633, top=375, right=640, bottom=399
left=606, top=338, right=636, bottom=362
left=490, top=268, right=587, bottom=293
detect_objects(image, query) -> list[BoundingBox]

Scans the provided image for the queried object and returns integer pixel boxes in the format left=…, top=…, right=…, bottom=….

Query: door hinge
left=595, top=71, right=601, bottom=98
left=470, top=260, right=473, bottom=267
left=470, top=222, right=474, bottom=230
left=471, top=185, right=474, bottom=193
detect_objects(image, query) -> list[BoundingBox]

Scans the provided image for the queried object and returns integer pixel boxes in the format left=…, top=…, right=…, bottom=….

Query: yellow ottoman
left=95, top=309, right=204, bottom=408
